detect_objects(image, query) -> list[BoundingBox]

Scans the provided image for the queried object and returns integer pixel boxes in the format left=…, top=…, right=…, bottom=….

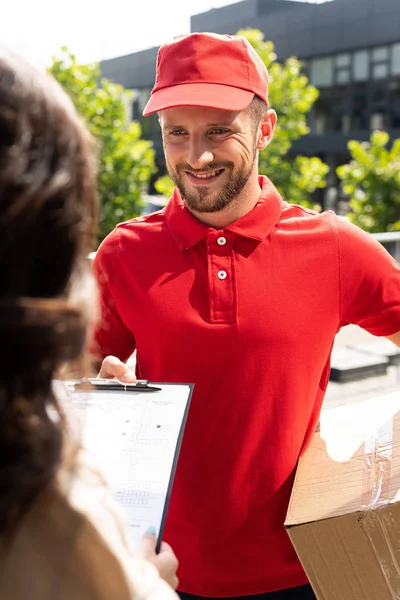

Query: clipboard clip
left=70, top=378, right=162, bottom=393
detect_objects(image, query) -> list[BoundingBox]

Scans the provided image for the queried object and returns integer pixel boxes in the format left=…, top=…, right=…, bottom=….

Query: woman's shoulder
left=0, top=449, right=176, bottom=600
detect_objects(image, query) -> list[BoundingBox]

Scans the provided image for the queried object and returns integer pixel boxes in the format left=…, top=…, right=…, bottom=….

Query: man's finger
left=98, top=355, right=125, bottom=377
left=98, top=356, right=136, bottom=382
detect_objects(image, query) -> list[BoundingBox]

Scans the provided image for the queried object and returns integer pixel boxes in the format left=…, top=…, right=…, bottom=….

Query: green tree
left=155, top=29, right=328, bottom=208
left=154, top=174, right=175, bottom=197
left=337, top=131, right=400, bottom=233
left=49, top=48, right=155, bottom=242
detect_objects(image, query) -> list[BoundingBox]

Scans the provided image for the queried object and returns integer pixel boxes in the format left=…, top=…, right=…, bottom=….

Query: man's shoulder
left=116, top=208, right=168, bottom=237
left=101, top=208, right=168, bottom=248
left=278, top=202, right=339, bottom=234
left=277, top=206, right=391, bottom=259
left=94, top=208, right=169, bottom=270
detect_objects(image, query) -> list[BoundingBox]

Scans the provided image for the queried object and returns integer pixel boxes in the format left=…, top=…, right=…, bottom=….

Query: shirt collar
left=165, top=176, right=284, bottom=251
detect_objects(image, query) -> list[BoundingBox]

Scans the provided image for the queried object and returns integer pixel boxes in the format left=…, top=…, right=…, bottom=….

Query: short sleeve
left=337, top=217, right=400, bottom=336
left=91, top=229, right=136, bottom=362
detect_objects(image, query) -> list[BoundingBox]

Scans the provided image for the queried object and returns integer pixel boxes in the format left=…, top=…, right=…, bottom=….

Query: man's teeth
left=191, top=170, right=221, bottom=179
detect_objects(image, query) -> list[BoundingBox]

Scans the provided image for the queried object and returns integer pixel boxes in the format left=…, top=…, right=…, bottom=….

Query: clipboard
left=62, top=379, right=193, bottom=553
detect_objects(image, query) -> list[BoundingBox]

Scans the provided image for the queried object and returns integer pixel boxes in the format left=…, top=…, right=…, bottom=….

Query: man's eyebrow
left=163, top=121, right=234, bottom=130
left=207, top=121, right=233, bottom=127
left=162, top=124, right=184, bottom=130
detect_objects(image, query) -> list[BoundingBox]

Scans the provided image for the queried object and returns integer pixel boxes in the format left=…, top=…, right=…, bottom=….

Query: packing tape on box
left=363, top=415, right=394, bottom=508
left=361, top=508, right=400, bottom=599
left=318, top=393, right=400, bottom=597
left=361, top=415, right=400, bottom=599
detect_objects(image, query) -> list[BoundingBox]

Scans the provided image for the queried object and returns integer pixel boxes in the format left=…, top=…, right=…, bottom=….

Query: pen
left=72, top=378, right=162, bottom=392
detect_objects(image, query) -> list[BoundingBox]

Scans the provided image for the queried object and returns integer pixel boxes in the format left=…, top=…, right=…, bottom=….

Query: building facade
left=100, top=0, right=400, bottom=208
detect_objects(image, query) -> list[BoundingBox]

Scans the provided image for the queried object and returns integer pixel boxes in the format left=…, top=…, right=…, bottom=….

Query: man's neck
left=186, top=174, right=262, bottom=230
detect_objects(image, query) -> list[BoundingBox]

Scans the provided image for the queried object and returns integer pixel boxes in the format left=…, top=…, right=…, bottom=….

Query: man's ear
left=257, top=109, right=277, bottom=150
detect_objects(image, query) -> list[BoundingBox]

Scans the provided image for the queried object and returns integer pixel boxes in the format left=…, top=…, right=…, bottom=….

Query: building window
left=392, top=43, right=400, bottom=75
left=132, top=99, right=140, bottom=121
left=131, top=88, right=152, bottom=117
left=336, top=53, right=351, bottom=68
left=338, top=114, right=351, bottom=133
left=332, top=89, right=351, bottom=133
left=372, top=46, right=389, bottom=63
left=335, top=53, right=351, bottom=85
left=370, top=113, right=386, bottom=130
left=312, top=93, right=333, bottom=133
left=388, top=81, right=400, bottom=128
left=336, top=69, right=351, bottom=85
left=372, top=63, right=389, bottom=80
left=370, top=45, right=390, bottom=81
left=353, top=50, right=369, bottom=82
left=300, top=59, right=309, bottom=77
left=352, top=86, right=368, bottom=130
left=310, top=57, right=334, bottom=88
left=370, top=81, right=387, bottom=130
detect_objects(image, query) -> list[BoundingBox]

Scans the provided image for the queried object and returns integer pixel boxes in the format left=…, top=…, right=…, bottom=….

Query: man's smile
left=185, top=168, right=225, bottom=185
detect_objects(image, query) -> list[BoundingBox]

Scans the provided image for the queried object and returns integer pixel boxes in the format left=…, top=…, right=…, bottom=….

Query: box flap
left=286, top=392, right=400, bottom=527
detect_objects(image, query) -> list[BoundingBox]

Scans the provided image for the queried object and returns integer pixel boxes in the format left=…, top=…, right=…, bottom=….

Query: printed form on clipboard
left=61, top=379, right=193, bottom=551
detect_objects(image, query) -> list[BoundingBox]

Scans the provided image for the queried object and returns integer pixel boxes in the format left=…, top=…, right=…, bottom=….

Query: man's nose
left=187, top=138, right=214, bottom=170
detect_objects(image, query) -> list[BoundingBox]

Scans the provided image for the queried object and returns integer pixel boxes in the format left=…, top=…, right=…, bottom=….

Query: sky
left=1, top=0, right=328, bottom=69
left=1, top=0, right=236, bottom=68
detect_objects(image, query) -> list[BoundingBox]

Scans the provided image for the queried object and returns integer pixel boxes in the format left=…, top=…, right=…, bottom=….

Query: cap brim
left=143, top=83, right=254, bottom=116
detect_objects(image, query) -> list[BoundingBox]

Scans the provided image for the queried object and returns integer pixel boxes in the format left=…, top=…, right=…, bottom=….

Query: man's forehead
left=159, top=105, right=242, bottom=126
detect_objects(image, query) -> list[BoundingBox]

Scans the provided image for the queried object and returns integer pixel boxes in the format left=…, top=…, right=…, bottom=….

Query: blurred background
left=3, top=0, right=400, bottom=396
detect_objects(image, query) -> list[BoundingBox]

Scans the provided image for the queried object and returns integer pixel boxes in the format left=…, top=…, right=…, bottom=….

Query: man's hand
left=387, top=331, right=400, bottom=348
left=139, top=528, right=179, bottom=590
left=98, top=355, right=136, bottom=383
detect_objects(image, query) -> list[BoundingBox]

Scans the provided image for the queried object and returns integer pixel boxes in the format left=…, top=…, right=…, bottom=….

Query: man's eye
left=171, top=130, right=186, bottom=136
left=209, top=128, right=230, bottom=135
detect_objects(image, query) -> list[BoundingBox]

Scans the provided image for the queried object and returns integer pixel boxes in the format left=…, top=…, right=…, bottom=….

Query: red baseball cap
left=143, top=32, right=269, bottom=116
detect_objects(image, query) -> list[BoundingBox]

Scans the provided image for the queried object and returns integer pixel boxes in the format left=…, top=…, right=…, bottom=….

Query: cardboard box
left=285, top=392, right=400, bottom=599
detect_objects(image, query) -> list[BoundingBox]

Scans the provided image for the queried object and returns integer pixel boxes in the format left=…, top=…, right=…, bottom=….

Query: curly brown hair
left=0, top=48, right=98, bottom=538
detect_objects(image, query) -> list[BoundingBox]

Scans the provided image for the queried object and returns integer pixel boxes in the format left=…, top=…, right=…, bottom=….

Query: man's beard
left=168, top=157, right=256, bottom=214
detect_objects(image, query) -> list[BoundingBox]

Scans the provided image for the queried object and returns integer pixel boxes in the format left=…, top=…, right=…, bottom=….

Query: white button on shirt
left=218, top=270, right=227, bottom=280
left=217, top=237, right=227, bottom=246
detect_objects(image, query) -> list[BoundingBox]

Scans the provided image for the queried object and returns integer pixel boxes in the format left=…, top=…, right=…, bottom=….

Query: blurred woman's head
left=0, top=47, right=98, bottom=537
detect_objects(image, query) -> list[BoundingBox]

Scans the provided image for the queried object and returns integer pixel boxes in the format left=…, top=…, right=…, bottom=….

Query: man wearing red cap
left=93, top=33, right=400, bottom=599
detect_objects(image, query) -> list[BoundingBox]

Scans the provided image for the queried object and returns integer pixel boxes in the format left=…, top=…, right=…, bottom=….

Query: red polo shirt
left=93, top=176, right=400, bottom=596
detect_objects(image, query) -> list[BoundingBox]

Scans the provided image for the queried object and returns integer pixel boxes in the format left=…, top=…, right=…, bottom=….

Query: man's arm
left=91, top=230, right=136, bottom=366
left=386, top=331, right=400, bottom=347
left=337, top=218, right=400, bottom=338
